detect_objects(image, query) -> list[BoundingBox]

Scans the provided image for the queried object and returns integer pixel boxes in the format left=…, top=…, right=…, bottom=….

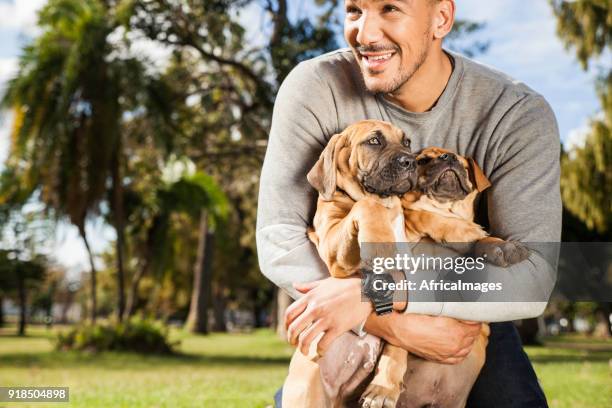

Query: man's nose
left=355, top=13, right=384, bottom=45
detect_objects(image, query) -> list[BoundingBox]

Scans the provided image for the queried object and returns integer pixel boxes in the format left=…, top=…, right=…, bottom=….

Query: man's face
left=344, top=0, right=436, bottom=94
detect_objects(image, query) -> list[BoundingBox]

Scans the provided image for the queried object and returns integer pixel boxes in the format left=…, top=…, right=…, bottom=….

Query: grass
left=525, top=334, right=612, bottom=408
left=0, top=325, right=293, bottom=408
left=0, top=326, right=610, bottom=408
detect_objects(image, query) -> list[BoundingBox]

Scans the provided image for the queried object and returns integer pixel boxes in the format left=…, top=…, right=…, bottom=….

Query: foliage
left=553, top=0, right=611, bottom=235
left=2, top=0, right=119, bottom=221
left=55, top=318, right=176, bottom=353
left=550, top=0, right=611, bottom=69
left=444, top=20, right=490, bottom=58
left=560, top=113, right=612, bottom=235
left=0, top=250, right=47, bottom=291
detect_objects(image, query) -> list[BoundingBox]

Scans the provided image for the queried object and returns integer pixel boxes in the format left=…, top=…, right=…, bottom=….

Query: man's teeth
left=366, top=53, right=393, bottom=61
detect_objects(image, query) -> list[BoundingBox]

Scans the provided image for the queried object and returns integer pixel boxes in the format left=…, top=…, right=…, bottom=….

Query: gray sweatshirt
left=256, top=49, right=561, bottom=322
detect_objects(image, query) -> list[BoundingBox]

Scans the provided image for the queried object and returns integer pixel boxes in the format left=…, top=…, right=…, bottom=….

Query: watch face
left=363, top=272, right=395, bottom=302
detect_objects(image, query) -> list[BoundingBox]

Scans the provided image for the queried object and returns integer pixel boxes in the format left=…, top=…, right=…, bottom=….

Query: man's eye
left=368, top=137, right=381, bottom=145
left=346, top=5, right=361, bottom=15
left=382, top=4, right=399, bottom=13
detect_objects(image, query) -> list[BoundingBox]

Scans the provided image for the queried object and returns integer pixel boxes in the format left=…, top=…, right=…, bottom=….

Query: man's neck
left=384, top=48, right=453, bottom=113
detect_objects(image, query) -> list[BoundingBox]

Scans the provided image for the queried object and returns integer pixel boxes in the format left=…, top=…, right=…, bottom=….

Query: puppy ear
left=467, top=158, right=491, bottom=192
left=307, top=133, right=345, bottom=201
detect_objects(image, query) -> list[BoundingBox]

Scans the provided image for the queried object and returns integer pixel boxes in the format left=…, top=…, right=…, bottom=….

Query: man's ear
left=307, top=133, right=345, bottom=201
left=467, top=157, right=491, bottom=192
left=432, top=0, right=455, bottom=40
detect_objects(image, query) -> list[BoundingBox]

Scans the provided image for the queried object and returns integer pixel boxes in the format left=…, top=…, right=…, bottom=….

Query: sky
left=0, top=0, right=607, bottom=275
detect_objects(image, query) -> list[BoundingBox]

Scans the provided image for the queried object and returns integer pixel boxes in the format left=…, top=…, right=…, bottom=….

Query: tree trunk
left=125, top=215, right=163, bottom=319
left=125, top=260, right=149, bottom=319
left=270, top=287, right=278, bottom=330
left=0, top=294, right=4, bottom=328
left=17, top=269, right=26, bottom=336
left=111, top=163, right=126, bottom=322
left=78, top=225, right=97, bottom=324
left=515, top=318, right=541, bottom=345
left=186, top=211, right=214, bottom=334
left=593, top=302, right=612, bottom=338
left=276, top=289, right=292, bottom=339
left=212, top=284, right=227, bottom=332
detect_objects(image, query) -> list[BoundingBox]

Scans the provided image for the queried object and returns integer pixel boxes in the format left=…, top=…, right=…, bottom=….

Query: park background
left=0, top=0, right=610, bottom=407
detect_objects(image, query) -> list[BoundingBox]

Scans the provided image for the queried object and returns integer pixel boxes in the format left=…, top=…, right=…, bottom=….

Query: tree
left=552, top=0, right=611, bottom=235
left=550, top=0, right=611, bottom=70
left=560, top=79, right=612, bottom=236
left=124, top=161, right=229, bottom=326
left=1, top=0, right=175, bottom=322
left=0, top=235, right=47, bottom=336
left=552, top=0, right=611, bottom=336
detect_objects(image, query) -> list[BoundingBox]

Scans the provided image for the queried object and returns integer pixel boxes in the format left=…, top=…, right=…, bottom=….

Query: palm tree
left=124, top=166, right=229, bottom=320
left=0, top=0, right=172, bottom=322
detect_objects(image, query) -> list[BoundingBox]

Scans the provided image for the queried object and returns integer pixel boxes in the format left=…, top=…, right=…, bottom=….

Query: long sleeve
left=406, top=95, right=562, bottom=322
left=256, top=61, right=339, bottom=300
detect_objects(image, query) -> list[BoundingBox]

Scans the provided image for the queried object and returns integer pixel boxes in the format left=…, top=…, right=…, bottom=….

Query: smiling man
left=257, top=0, right=560, bottom=407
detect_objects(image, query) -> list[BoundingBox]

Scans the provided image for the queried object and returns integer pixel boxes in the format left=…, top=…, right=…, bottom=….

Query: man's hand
left=364, top=312, right=483, bottom=364
left=284, top=276, right=372, bottom=356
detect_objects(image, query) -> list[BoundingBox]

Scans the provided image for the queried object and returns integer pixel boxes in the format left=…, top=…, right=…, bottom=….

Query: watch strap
left=374, top=302, right=394, bottom=316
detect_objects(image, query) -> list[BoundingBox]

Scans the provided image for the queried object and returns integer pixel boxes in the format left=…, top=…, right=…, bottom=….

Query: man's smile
left=359, top=50, right=397, bottom=71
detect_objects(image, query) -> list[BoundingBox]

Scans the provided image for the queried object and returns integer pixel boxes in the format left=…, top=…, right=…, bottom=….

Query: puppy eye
left=439, top=153, right=449, bottom=160
left=402, top=136, right=411, bottom=148
left=368, top=137, right=381, bottom=145
left=417, top=157, right=431, bottom=165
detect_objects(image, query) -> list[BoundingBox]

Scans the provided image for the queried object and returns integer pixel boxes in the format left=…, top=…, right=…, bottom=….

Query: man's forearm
left=404, top=250, right=555, bottom=322
left=256, top=225, right=329, bottom=300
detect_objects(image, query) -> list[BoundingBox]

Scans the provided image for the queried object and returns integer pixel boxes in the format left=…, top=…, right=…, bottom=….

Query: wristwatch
left=361, top=270, right=396, bottom=316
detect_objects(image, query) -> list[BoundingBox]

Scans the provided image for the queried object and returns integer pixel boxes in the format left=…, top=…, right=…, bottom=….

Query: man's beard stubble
left=359, top=31, right=432, bottom=95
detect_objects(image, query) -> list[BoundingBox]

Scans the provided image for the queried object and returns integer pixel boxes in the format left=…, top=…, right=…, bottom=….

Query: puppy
left=376, top=147, right=529, bottom=408
left=402, top=147, right=529, bottom=266
left=282, top=119, right=417, bottom=408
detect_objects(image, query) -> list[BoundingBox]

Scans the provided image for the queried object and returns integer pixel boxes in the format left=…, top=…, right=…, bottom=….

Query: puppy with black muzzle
left=283, top=119, right=418, bottom=408
left=403, top=147, right=530, bottom=266
left=387, top=147, right=530, bottom=408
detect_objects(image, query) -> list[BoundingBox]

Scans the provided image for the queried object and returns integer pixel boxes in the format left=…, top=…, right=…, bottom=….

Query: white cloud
left=565, top=122, right=589, bottom=152
left=52, top=219, right=114, bottom=279
left=234, top=1, right=269, bottom=48
left=0, top=58, right=18, bottom=167
left=0, top=0, right=46, bottom=36
left=0, top=57, right=18, bottom=87
left=563, top=112, right=604, bottom=152
left=455, top=0, right=507, bottom=22
left=0, top=111, right=12, bottom=165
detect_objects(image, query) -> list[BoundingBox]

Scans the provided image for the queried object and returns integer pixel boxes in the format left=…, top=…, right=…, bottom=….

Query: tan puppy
left=384, top=147, right=529, bottom=408
left=283, top=119, right=417, bottom=408
left=402, top=147, right=529, bottom=266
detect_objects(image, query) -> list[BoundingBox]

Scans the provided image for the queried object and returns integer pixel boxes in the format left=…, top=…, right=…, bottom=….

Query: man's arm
left=256, top=60, right=338, bottom=300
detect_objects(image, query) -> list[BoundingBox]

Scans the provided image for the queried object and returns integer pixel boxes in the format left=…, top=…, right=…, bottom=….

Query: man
left=256, top=0, right=560, bottom=406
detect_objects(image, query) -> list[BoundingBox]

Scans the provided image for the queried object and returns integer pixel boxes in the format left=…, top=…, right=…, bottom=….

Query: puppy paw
left=360, top=383, right=400, bottom=408
left=475, top=240, right=530, bottom=267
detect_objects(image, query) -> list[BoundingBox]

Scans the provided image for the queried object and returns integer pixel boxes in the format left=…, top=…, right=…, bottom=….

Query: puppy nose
left=395, top=154, right=416, bottom=169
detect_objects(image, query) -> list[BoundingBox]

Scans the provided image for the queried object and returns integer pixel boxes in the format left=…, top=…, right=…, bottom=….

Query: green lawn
left=0, top=326, right=610, bottom=408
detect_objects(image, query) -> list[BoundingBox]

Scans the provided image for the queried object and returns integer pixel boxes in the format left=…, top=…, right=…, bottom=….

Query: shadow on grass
left=0, top=332, right=54, bottom=339
left=0, top=350, right=291, bottom=369
left=529, top=352, right=612, bottom=364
